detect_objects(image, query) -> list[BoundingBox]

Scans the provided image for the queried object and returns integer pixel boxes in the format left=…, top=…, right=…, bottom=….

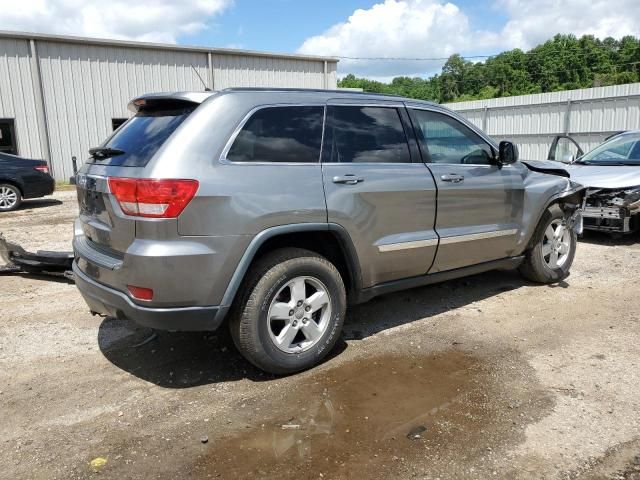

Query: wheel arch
left=219, top=223, right=362, bottom=312
left=525, top=187, right=585, bottom=250
left=0, top=178, right=24, bottom=197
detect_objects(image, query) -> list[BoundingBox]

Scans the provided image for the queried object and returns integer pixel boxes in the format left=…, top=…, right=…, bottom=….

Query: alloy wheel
left=541, top=219, right=572, bottom=269
left=0, top=186, right=18, bottom=210
left=267, top=276, right=332, bottom=353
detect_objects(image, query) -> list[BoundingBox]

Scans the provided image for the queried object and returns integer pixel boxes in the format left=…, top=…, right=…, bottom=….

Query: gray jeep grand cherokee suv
left=73, top=88, right=584, bottom=374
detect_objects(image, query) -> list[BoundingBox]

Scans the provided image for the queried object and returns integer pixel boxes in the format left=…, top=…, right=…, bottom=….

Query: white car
left=548, top=132, right=640, bottom=234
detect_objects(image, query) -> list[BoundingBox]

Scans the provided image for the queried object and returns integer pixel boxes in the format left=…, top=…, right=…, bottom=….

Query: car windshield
left=576, top=133, right=640, bottom=165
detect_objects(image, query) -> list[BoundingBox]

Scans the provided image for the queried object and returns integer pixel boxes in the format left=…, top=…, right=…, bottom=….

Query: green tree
left=336, top=33, right=640, bottom=103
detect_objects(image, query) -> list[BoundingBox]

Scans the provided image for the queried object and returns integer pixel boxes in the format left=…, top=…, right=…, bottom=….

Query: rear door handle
left=332, top=175, right=364, bottom=185
left=440, top=174, right=464, bottom=183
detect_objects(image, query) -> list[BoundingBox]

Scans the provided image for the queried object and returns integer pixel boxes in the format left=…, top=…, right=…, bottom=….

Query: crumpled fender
left=517, top=164, right=587, bottom=252
left=521, top=160, right=571, bottom=178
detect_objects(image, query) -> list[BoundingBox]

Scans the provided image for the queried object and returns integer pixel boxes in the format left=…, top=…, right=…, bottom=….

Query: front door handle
left=332, top=175, right=364, bottom=185
left=440, top=174, right=464, bottom=183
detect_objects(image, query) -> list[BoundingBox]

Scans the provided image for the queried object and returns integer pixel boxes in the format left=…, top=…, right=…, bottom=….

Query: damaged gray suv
left=73, top=88, right=584, bottom=374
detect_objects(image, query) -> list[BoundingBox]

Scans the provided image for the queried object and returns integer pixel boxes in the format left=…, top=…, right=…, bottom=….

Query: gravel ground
left=0, top=190, right=639, bottom=480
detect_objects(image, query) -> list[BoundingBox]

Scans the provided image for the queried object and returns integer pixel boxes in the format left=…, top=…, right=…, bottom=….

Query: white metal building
left=0, top=31, right=338, bottom=180
left=445, top=83, right=640, bottom=161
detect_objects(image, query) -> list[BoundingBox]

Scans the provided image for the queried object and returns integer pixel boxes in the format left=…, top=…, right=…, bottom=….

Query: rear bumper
left=73, top=261, right=227, bottom=331
left=23, top=176, right=55, bottom=199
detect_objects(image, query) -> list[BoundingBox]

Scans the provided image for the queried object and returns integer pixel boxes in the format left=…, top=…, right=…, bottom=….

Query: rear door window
left=323, top=106, right=411, bottom=163
left=226, top=106, right=324, bottom=163
left=89, top=106, right=195, bottom=167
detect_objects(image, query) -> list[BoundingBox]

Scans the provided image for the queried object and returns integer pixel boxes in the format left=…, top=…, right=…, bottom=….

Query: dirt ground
left=1, top=190, right=639, bottom=480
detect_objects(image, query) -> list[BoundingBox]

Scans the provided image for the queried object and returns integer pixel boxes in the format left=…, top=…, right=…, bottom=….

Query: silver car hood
left=562, top=164, right=640, bottom=189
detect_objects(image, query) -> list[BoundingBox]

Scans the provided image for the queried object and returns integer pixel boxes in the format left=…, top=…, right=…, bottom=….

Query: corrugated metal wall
left=0, top=33, right=337, bottom=180
left=0, top=38, right=45, bottom=159
left=213, top=54, right=325, bottom=89
left=445, top=84, right=640, bottom=160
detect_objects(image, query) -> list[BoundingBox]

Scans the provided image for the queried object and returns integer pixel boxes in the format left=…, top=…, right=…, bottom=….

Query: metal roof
left=0, top=30, right=339, bottom=63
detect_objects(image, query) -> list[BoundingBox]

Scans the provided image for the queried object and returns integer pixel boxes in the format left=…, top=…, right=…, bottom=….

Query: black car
left=0, top=152, right=55, bottom=212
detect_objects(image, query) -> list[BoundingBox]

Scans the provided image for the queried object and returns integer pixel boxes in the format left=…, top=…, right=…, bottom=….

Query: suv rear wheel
left=0, top=183, right=22, bottom=212
left=230, top=248, right=346, bottom=375
left=519, top=205, right=577, bottom=283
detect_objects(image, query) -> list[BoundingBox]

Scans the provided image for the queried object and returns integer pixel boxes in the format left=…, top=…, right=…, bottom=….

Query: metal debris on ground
left=0, top=232, right=73, bottom=280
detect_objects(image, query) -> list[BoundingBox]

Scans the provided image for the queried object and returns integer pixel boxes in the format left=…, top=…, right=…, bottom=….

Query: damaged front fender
left=517, top=163, right=587, bottom=251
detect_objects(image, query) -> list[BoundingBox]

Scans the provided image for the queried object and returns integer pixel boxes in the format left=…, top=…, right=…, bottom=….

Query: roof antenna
left=191, top=64, right=212, bottom=91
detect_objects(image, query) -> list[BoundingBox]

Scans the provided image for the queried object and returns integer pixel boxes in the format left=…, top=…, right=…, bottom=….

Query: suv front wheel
left=230, top=248, right=346, bottom=375
left=519, top=205, right=577, bottom=283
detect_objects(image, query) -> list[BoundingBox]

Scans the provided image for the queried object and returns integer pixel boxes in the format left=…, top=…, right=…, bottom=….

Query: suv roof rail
left=220, top=87, right=415, bottom=100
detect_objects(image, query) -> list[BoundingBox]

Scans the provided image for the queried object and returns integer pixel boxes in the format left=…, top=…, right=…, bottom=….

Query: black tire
left=0, top=183, right=22, bottom=212
left=519, top=205, right=577, bottom=284
left=229, top=247, right=346, bottom=375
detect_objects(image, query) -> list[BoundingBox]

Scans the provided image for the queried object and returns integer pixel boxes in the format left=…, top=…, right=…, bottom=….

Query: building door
left=0, top=119, right=17, bottom=155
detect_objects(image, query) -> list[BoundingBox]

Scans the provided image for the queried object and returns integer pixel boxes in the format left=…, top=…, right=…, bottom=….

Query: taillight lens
left=34, top=165, right=49, bottom=173
left=108, top=178, right=199, bottom=218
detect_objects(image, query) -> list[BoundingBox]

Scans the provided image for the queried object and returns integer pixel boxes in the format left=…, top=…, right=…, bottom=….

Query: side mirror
left=498, top=141, right=518, bottom=165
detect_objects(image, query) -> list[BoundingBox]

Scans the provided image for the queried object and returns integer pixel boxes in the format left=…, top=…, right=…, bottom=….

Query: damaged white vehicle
left=548, top=132, right=640, bottom=234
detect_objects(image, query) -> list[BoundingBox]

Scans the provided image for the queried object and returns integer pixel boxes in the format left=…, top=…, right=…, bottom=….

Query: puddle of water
left=196, top=350, right=499, bottom=479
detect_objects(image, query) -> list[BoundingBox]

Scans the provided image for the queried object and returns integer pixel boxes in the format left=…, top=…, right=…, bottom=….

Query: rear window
left=89, top=106, right=194, bottom=167
left=226, top=106, right=324, bottom=163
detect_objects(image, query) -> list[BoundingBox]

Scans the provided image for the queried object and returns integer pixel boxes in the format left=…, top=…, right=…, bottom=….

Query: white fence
left=445, top=83, right=640, bottom=160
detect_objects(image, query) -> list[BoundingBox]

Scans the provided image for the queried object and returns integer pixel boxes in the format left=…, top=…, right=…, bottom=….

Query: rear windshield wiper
left=89, top=147, right=126, bottom=159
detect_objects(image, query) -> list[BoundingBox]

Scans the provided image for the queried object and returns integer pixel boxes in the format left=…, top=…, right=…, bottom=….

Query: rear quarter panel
left=147, top=93, right=327, bottom=236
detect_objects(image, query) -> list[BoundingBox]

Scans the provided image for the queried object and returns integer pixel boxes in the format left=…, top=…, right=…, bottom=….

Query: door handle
left=332, top=175, right=364, bottom=185
left=440, top=174, right=464, bottom=183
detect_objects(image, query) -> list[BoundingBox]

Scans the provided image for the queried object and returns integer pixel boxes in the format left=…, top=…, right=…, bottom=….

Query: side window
left=226, top=106, right=324, bottom=163
left=324, top=106, right=411, bottom=163
left=409, top=109, right=494, bottom=165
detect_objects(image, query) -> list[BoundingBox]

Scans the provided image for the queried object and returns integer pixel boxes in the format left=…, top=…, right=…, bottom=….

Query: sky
left=1, top=0, right=639, bottom=80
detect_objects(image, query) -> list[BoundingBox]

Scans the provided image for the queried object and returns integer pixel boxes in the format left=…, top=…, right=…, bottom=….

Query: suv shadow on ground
left=12, top=198, right=62, bottom=211
left=98, top=267, right=532, bottom=388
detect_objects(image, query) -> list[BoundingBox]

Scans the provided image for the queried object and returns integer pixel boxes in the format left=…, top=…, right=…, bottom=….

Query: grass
left=55, top=181, right=76, bottom=191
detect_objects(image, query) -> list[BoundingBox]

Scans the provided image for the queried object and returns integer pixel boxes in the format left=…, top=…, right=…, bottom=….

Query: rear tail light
left=127, top=285, right=154, bottom=301
left=107, top=178, right=199, bottom=218
left=34, top=165, right=49, bottom=173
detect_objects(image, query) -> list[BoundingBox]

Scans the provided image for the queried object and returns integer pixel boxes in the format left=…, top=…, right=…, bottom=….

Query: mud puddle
left=193, top=350, right=507, bottom=479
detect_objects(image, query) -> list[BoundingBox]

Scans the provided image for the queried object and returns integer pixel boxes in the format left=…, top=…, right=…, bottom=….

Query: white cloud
left=0, top=0, right=233, bottom=43
left=298, top=0, right=486, bottom=78
left=298, top=0, right=640, bottom=79
left=497, top=0, right=640, bottom=50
